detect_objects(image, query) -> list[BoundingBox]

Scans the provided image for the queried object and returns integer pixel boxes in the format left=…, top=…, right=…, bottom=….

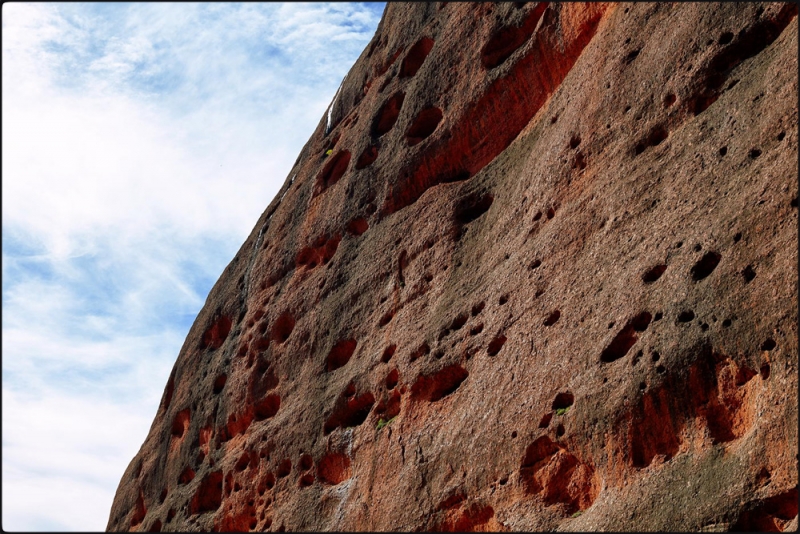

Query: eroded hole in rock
left=499, top=294, right=509, bottom=305
left=213, top=374, right=227, bottom=394
left=634, top=125, right=668, bottom=155
left=472, top=302, right=486, bottom=316
left=530, top=259, right=542, bottom=270
left=271, top=312, right=296, bottom=344
left=470, top=323, right=484, bottom=336
left=235, top=452, right=250, bottom=472
left=732, top=488, right=799, bottom=532
left=481, top=2, right=548, bottom=69
left=749, top=148, right=762, bottom=159
left=277, top=458, right=292, bottom=478
left=761, top=338, right=776, bottom=351
left=314, top=150, right=351, bottom=197
left=324, top=391, right=376, bottom=434
left=299, top=454, right=313, bottom=471
left=552, top=392, right=574, bottom=411
left=760, top=363, right=771, bottom=379
left=410, top=342, right=431, bottom=362
left=372, top=92, right=405, bottom=137
left=355, top=145, right=379, bottom=170
left=623, top=48, right=641, bottom=64
left=742, top=265, right=756, bottom=283
left=400, top=37, right=434, bottom=78
left=254, top=394, right=280, bottom=421
left=189, top=471, right=223, bottom=515
left=663, top=93, right=676, bottom=107
left=130, top=491, right=147, bottom=528
left=379, top=310, right=394, bottom=327
left=202, top=315, right=232, bottom=351
left=347, top=217, right=369, bottom=236
left=487, top=334, right=507, bottom=356
left=386, top=369, right=399, bottom=389
left=411, top=365, right=469, bottom=402
left=691, top=251, right=721, bottom=281
left=539, top=412, right=553, bottom=428
left=600, top=312, right=652, bottom=363
left=326, top=339, right=358, bottom=372
left=677, top=310, right=695, bottom=323
left=381, top=344, right=397, bottom=363
left=719, top=146, right=728, bottom=156
left=299, top=474, right=314, bottom=488
left=171, top=409, right=190, bottom=439
left=455, top=192, right=494, bottom=225
left=407, top=107, right=443, bottom=146
left=520, top=435, right=598, bottom=514
left=178, top=466, right=195, bottom=485
left=450, top=313, right=469, bottom=331
left=569, top=135, right=581, bottom=149
left=317, top=453, right=352, bottom=485
left=543, top=310, right=561, bottom=326
left=642, top=264, right=667, bottom=283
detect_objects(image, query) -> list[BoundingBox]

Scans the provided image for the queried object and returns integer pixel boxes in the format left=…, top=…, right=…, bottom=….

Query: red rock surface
left=107, top=3, right=798, bottom=532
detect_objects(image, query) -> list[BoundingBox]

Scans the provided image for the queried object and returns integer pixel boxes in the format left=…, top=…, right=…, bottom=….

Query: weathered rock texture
left=108, top=2, right=799, bottom=532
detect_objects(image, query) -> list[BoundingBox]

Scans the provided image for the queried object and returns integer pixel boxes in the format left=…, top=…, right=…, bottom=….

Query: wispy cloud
left=2, top=2, right=383, bottom=530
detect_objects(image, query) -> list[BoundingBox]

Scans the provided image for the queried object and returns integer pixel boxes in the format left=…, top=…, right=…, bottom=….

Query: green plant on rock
left=571, top=511, right=583, bottom=518
left=555, top=406, right=570, bottom=416
left=376, top=416, right=397, bottom=431
left=325, top=148, right=333, bottom=156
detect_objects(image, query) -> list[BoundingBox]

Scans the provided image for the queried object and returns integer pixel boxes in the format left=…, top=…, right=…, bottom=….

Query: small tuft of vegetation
left=555, top=407, right=570, bottom=416
left=376, top=416, right=397, bottom=431
left=572, top=511, right=583, bottom=518
left=325, top=149, right=333, bottom=156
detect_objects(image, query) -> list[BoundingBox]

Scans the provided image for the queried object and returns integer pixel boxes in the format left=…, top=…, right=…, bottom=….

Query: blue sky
left=2, top=2, right=384, bottom=530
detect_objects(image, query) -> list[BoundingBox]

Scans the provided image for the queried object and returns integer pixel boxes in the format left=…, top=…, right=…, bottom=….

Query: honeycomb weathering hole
left=520, top=435, right=598, bottom=513
left=178, top=466, right=196, bottom=485
left=552, top=392, right=574, bottom=410
left=271, top=312, right=296, bottom=344
left=481, top=2, right=549, bottom=69
left=212, top=374, right=227, bottom=394
left=411, top=365, right=469, bottom=402
left=189, top=471, right=223, bottom=515
left=386, top=369, right=399, bottom=389
left=315, top=150, right=351, bottom=197
left=600, top=312, right=652, bottom=363
left=326, top=339, right=358, bottom=372
left=406, top=107, right=443, bottom=146
left=299, top=454, right=313, bottom=471
left=355, top=145, right=379, bottom=169
left=642, top=264, right=667, bottom=283
left=400, top=37, right=434, bottom=78
left=171, top=408, right=190, bottom=439
left=543, top=310, right=561, bottom=326
left=347, top=217, right=369, bottom=236
left=691, top=251, right=722, bottom=281
left=487, top=334, right=507, bottom=356
left=317, top=453, right=352, bottom=485
left=254, top=394, right=280, bottom=421
left=202, top=315, right=232, bottom=350
left=324, top=391, right=376, bottom=434
left=455, top=192, right=494, bottom=224
left=373, top=92, right=405, bottom=136
left=380, top=344, right=397, bottom=363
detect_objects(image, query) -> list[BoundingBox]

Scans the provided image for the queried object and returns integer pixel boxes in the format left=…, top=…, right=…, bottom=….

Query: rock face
left=107, top=3, right=798, bottom=532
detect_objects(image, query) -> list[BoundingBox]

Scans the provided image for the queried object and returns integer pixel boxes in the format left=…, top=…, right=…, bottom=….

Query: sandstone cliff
left=107, top=3, right=798, bottom=531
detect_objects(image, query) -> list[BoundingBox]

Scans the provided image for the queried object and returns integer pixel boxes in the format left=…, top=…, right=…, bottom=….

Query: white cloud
left=2, top=2, right=383, bottom=530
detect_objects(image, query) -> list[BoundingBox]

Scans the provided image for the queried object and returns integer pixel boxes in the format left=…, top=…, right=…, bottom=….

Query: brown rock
left=107, top=2, right=798, bottom=532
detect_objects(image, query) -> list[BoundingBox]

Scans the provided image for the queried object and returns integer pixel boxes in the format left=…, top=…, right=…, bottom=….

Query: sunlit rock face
left=107, top=3, right=798, bottom=532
